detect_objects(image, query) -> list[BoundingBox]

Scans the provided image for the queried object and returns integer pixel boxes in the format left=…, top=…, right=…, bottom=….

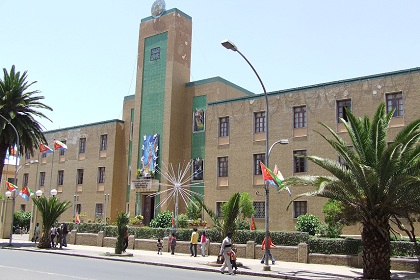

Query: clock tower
left=127, top=8, right=193, bottom=223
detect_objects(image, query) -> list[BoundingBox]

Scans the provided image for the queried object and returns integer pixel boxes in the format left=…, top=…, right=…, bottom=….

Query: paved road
left=0, top=249, right=260, bottom=280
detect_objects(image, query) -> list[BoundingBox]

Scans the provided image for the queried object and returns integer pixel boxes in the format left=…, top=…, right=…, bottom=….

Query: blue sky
left=1, top=1, right=419, bottom=131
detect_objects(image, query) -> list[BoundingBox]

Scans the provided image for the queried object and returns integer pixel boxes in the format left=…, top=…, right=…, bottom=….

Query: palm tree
left=0, top=65, right=52, bottom=183
left=285, top=103, right=420, bottom=280
left=32, top=196, right=71, bottom=248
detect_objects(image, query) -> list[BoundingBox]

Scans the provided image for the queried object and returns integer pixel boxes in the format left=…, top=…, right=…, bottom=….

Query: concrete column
left=70, top=229, right=77, bottom=245
left=163, top=236, right=169, bottom=252
left=129, top=235, right=135, bottom=249
left=97, top=231, right=104, bottom=247
left=246, top=241, right=255, bottom=259
left=298, top=243, right=308, bottom=263
left=1, top=198, right=12, bottom=239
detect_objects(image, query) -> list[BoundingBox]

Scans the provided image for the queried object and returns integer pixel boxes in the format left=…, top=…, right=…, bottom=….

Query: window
left=98, top=167, right=105, bottom=184
left=216, top=202, right=225, bottom=217
left=253, top=154, right=265, bottom=175
left=219, top=117, right=229, bottom=137
left=8, top=177, right=17, bottom=185
left=254, top=112, right=266, bottom=133
left=40, top=172, right=45, bottom=187
left=294, top=106, right=307, bottom=128
left=294, top=150, right=307, bottom=173
left=59, top=140, right=66, bottom=156
left=23, top=173, right=29, bottom=187
left=386, top=92, right=404, bottom=117
left=20, top=204, right=26, bottom=212
left=337, top=99, right=351, bottom=123
left=76, top=204, right=81, bottom=214
left=77, top=169, right=84, bottom=184
left=253, top=201, right=265, bottom=219
left=79, top=138, right=86, bottom=154
left=217, top=157, right=228, bottom=177
left=293, top=201, right=308, bottom=218
left=25, top=151, right=30, bottom=160
left=100, top=135, right=108, bottom=151
left=95, top=203, right=104, bottom=217
left=192, top=158, right=203, bottom=181
left=57, top=170, right=64, bottom=186
left=42, top=152, right=47, bottom=158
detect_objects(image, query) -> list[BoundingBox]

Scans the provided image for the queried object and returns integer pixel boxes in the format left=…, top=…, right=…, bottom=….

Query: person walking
left=157, top=238, right=163, bottom=255
left=190, top=227, right=199, bottom=257
left=219, top=231, right=233, bottom=275
left=33, top=223, right=40, bottom=244
left=170, top=233, right=177, bottom=255
left=230, top=245, right=238, bottom=273
left=50, top=225, right=57, bottom=248
left=123, top=225, right=129, bottom=253
left=62, top=223, right=69, bottom=247
left=200, top=231, right=207, bottom=257
left=57, top=225, right=63, bottom=249
left=261, top=232, right=276, bottom=264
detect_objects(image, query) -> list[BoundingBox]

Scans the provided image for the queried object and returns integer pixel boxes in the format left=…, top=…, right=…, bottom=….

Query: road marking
left=0, top=264, right=96, bottom=279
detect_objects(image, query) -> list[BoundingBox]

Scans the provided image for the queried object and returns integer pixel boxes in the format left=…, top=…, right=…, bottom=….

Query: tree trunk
left=361, top=216, right=391, bottom=280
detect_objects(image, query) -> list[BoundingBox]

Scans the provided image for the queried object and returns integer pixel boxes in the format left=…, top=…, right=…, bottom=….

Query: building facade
left=5, top=7, right=419, bottom=234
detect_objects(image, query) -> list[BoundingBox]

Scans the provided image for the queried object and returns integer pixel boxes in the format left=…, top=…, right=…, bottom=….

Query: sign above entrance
left=131, top=179, right=159, bottom=190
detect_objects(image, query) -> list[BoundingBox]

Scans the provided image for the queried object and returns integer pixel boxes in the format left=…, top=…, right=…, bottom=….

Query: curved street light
left=0, top=114, right=19, bottom=246
left=222, top=40, right=288, bottom=271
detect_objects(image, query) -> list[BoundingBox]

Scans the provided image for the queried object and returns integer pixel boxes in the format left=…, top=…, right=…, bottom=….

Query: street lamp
left=50, top=189, right=58, bottom=197
left=0, top=114, right=19, bottom=246
left=222, top=39, right=287, bottom=271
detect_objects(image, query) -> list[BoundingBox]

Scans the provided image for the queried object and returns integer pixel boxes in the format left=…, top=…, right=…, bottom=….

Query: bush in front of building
left=149, top=211, right=173, bottom=228
left=308, top=237, right=362, bottom=255
left=296, top=213, right=321, bottom=235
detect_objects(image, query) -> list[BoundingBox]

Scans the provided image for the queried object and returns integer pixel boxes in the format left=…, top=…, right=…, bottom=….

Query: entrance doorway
left=142, top=195, right=155, bottom=226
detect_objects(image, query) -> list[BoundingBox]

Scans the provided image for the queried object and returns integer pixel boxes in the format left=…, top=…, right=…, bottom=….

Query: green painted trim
left=127, top=109, right=134, bottom=202
left=124, top=95, right=135, bottom=101
left=209, top=67, right=420, bottom=106
left=141, top=8, right=192, bottom=23
left=186, top=76, right=254, bottom=96
left=45, top=119, right=124, bottom=134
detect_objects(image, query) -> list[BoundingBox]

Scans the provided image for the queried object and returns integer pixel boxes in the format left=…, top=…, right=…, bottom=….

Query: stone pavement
left=1, top=234, right=420, bottom=280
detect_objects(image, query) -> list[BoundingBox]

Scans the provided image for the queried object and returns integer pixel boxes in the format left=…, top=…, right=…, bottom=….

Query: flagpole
left=49, top=140, right=55, bottom=197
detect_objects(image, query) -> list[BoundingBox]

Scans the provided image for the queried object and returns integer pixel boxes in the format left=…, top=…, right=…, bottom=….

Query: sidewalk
left=1, top=234, right=419, bottom=280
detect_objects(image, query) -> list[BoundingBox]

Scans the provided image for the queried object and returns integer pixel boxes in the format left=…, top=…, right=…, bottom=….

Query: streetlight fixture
left=50, top=189, right=58, bottom=197
left=222, top=39, right=287, bottom=271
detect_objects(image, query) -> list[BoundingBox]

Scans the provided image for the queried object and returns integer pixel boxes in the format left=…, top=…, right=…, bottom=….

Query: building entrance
left=142, top=195, right=155, bottom=226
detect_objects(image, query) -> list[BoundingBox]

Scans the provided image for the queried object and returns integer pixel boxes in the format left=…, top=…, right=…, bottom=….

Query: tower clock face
left=151, top=0, right=166, bottom=18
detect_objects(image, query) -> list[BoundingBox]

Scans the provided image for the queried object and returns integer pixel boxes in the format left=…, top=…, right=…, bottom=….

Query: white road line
left=0, top=265, right=97, bottom=280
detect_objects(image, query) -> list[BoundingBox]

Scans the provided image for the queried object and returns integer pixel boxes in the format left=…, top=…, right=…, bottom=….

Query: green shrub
left=308, top=237, right=362, bottom=255
left=149, top=211, right=172, bottom=228
left=236, top=219, right=250, bottom=230
left=296, top=213, right=320, bottom=235
left=13, top=211, right=31, bottom=230
left=177, top=214, right=188, bottom=228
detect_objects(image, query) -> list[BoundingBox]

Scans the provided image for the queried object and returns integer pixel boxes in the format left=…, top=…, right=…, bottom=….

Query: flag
left=39, top=143, right=53, bottom=153
left=273, top=164, right=292, bottom=196
left=54, top=140, right=68, bottom=151
left=75, top=213, right=81, bottom=224
left=19, top=186, right=34, bottom=201
left=5, top=181, right=18, bottom=192
left=260, top=161, right=277, bottom=187
left=250, top=215, right=256, bottom=230
left=260, top=162, right=291, bottom=195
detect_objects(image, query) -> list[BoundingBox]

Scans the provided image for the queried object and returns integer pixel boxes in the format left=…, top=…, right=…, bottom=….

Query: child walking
left=157, top=238, right=163, bottom=255
left=230, top=245, right=238, bottom=273
left=170, top=233, right=177, bottom=255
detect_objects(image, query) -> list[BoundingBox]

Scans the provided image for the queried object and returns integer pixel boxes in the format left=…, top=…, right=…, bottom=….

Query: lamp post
left=0, top=114, right=19, bottom=246
left=222, top=40, right=288, bottom=271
